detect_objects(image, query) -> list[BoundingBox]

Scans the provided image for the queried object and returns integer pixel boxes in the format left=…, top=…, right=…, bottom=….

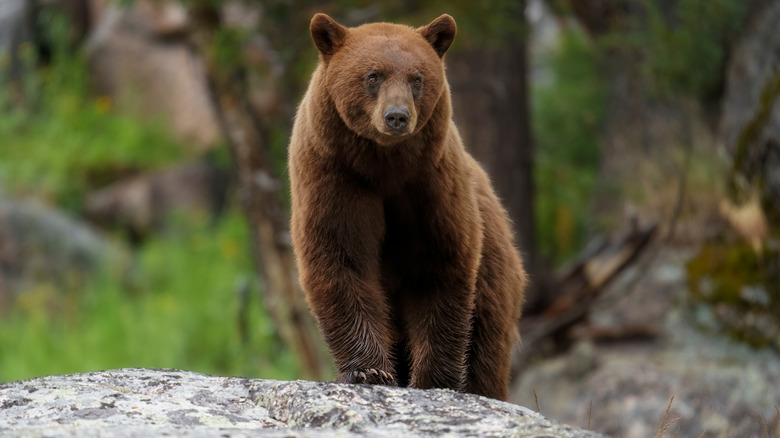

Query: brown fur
left=289, top=13, right=527, bottom=400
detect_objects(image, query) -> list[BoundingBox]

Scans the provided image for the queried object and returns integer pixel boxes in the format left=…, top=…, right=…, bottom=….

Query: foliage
left=211, top=27, right=251, bottom=78
left=731, top=69, right=780, bottom=216
left=611, top=0, right=747, bottom=101
left=686, top=241, right=780, bottom=350
left=533, top=29, right=605, bottom=264
left=0, top=9, right=296, bottom=383
left=0, top=11, right=184, bottom=212
left=0, top=213, right=300, bottom=382
left=394, top=0, right=527, bottom=48
left=532, top=0, right=745, bottom=264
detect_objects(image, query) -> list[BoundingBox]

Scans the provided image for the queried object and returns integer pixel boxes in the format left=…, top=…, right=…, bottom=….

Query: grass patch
left=0, top=10, right=297, bottom=381
left=0, top=10, right=185, bottom=211
left=0, top=213, right=300, bottom=383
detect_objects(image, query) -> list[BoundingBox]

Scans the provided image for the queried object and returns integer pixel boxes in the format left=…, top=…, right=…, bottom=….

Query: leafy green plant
left=0, top=213, right=299, bottom=382
left=533, top=29, right=605, bottom=264
left=686, top=241, right=780, bottom=351
left=0, top=11, right=184, bottom=211
left=614, top=0, right=747, bottom=101
left=0, top=9, right=298, bottom=383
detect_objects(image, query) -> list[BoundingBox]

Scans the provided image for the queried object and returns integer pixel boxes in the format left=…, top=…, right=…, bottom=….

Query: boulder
left=0, top=0, right=29, bottom=57
left=511, top=248, right=780, bottom=437
left=720, top=0, right=780, bottom=221
left=86, top=0, right=220, bottom=150
left=84, top=161, right=228, bottom=240
left=0, top=197, right=125, bottom=304
left=0, top=368, right=604, bottom=437
left=0, top=0, right=31, bottom=89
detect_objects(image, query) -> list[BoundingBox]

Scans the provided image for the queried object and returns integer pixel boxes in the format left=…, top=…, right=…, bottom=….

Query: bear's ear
left=418, top=14, right=457, bottom=58
left=310, top=14, right=347, bottom=57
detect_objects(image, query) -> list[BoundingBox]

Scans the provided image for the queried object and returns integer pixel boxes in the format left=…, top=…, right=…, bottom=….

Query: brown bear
left=288, top=13, right=527, bottom=401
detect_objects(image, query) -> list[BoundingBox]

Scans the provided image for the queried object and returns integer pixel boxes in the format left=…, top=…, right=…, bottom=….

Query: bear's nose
left=384, top=107, right=410, bottom=131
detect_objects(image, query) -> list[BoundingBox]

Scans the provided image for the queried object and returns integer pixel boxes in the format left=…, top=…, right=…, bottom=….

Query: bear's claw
left=347, top=368, right=396, bottom=386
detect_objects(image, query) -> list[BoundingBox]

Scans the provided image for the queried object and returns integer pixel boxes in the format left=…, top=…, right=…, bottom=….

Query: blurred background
left=0, top=0, right=778, bottom=436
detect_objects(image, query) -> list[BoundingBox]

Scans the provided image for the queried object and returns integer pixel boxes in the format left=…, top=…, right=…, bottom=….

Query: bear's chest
left=380, top=193, right=438, bottom=284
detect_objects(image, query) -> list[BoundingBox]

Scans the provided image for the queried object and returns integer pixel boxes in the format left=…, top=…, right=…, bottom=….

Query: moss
left=730, top=69, right=780, bottom=204
left=686, top=240, right=780, bottom=350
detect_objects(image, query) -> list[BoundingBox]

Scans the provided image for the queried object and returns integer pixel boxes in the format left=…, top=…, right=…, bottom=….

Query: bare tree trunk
left=448, top=1, right=541, bottom=310
left=189, top=5, right=325, bottom=380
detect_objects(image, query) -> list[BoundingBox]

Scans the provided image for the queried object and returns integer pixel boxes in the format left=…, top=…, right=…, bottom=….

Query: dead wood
left=189, top=5, right=325, bottom=380
left=512, top=220, right=658, bottom=377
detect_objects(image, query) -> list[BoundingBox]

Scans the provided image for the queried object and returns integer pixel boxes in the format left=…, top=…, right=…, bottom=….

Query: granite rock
left=0, top=368, right=605, bottom=438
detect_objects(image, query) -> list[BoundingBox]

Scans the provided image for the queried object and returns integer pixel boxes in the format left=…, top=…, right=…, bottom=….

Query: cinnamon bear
left=288, top=13, right=527, bottom=401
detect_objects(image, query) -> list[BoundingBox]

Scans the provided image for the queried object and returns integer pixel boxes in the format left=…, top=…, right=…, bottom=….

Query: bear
left=288, top=13, right=527, bottom=401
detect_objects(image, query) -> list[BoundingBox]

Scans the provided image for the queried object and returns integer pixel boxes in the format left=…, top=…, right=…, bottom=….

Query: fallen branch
left=512, top=220, right=658, bottom=376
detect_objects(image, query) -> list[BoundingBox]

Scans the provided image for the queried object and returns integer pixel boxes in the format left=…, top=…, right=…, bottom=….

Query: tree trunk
left=448, top=1, right=541, bottom=310
left=188, top=5, right=325, bottom=380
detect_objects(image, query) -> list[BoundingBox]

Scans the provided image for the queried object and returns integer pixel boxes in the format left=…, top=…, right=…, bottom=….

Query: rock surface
left=0, top=368, right=604, bottom=438
left=84, top=161, right=228, bottom=238
left=0, top=0, right=31, bottom=86
left=511, top=248, right=780, bottom=437
left=720, top=0, right=780, bottom=220
left=0, top=197, right=125, bottom=303
left=0, top=0, right=28, bottom=56
left=86, top=0, right=220, bottom=150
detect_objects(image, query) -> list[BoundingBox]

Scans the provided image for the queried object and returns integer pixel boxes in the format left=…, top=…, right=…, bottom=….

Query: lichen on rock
left=0, top=368, right=604, bottom=437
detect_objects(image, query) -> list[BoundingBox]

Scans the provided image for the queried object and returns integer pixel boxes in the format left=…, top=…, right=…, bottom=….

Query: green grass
left=0, top=55, right=184, bottom=211
left=0, top=213, right=300, bottom=383
left=0, top=8, right=185, bottom=211
left=0, top=11, right=298, bottom=382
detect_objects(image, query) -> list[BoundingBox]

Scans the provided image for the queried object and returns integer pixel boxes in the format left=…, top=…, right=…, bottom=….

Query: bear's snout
left=384, top=106, right=410, bottom=131
left=371, top=98, right=417, bottom=141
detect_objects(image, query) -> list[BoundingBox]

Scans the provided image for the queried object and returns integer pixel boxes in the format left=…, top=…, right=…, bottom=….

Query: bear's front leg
left=402, top=283, right=476, bottom=391
left=291, top=178, right=397, bottom=386
left=402, top=172, right=483, bottom=392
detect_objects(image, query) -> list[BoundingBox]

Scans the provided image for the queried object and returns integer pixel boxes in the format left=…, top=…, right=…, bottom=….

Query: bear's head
left=310, top=13, right=456, bottom=146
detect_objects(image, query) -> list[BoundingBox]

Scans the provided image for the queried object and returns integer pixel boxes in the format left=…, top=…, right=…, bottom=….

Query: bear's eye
left=411, top=75, right=424, bottom=98
left=365, top=73, right=381, bottom=96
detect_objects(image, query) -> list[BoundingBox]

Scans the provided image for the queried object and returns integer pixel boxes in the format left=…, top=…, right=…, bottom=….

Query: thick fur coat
left=288, top=13, right=527, bottom=400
